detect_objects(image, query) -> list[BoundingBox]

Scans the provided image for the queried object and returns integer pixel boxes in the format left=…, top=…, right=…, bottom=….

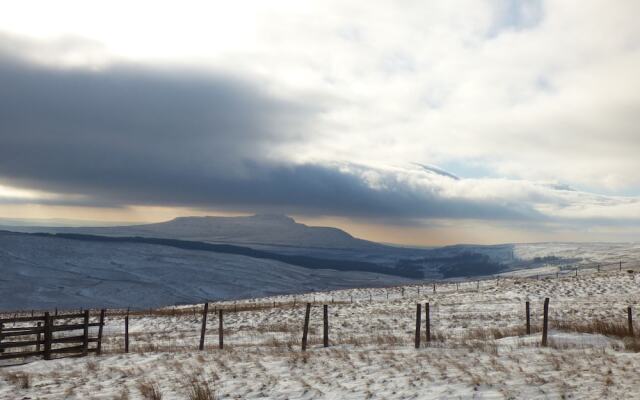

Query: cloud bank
left=1, top=0, right=640, bottom=242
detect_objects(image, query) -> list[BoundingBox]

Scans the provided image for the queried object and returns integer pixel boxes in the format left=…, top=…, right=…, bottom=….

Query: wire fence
left=2, top=258, right=640, bottom=365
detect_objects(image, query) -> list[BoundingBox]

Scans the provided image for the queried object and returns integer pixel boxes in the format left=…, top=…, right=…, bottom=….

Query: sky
left=1, top=0, right=640, bottom=245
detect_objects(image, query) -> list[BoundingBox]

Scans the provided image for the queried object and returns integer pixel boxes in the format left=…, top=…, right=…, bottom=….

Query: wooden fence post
left=425, top=303, right=431, bottom=343
left=323, top=304, right=329, bottom=348
left=541, top=298, right=549, bottom=347
left=433, top=283, right=436, bottom=293
left=199, top=302, right=209, bottom=351
left=43, top=312, right=52, bottom=360
left=82, top=310, right=90, bottom=356
left=36, top=322, right=42, bottom=352
left=628, top=306, right=634, bottom=336
left=218, top=309, right=224, bottom=349
left=124, top=311, right=129, bottom=354
left=620, top=261, right=622, bottom=271
left=415, top=303, right=422, bottom=349
left=301, top=303, right=311, bottom=351
left=0, top=322, right=3, bottom=354
left=526, top=301, right=531, bottom=335
left=97, top=309, right=105, bottom=355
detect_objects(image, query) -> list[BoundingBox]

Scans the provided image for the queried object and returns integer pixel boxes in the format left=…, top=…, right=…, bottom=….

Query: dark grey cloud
left=0, top=37, right=542, bottom=221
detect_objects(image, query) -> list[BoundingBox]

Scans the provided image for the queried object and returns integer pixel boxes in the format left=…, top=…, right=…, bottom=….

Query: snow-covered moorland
left=2, top=268, right=640, bottom=399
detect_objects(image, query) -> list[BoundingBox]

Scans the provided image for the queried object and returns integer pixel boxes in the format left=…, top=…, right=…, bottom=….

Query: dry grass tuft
left=187, top=380, right=217, bottom=400
left=555, top=320, right=635, bottom=339
left=138, top=381, right=163, bottom=400
left=623, top=337, right=640, bottom=352
left=4, top=371, right=31, bottom=389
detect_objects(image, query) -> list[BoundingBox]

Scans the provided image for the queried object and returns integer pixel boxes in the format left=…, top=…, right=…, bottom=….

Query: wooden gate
left=0, top=310, right=105, bottom=362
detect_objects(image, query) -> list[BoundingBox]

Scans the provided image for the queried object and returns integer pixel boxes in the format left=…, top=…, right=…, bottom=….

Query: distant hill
left=1, top=214, right=384, bottom=250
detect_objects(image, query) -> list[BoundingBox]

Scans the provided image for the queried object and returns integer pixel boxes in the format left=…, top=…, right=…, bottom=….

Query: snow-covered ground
left=2, top=268, right=640, bottom=399
left=0, top=231, right=411, bottom=311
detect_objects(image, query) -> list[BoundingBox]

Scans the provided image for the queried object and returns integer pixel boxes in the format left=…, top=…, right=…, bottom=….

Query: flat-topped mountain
left=3, top=214, right=382, bottom=250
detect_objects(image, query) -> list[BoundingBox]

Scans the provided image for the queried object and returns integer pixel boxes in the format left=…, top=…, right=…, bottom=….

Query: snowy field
left=2, top=268, right=640, bottom=399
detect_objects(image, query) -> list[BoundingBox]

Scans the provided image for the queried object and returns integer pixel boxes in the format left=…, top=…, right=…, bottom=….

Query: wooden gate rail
left=0, top=310, right=105, bottom=362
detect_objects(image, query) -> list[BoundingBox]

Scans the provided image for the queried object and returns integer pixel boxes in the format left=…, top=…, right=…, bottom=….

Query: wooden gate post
left=43, top=312, right=52, bottom=360
left=218, top=309, right=224, bottom=349
left=124, top=310, right=129, bottom=354
left=541, top=298, right=549, bottom=347
left=526, top=301, right=531, bottom=335
left=425, top=303, right=431, bottom=343
left=96, top=309, right=105, bottom=355
left=628, top=306, right=634, bottom=336
left=82, top=310, right=90, bottom=356
left=36, top=322, right=42, bottom=352
left=199, top=302, right=209, bottom=351
left=415, top=303, right=422, bottom=349
left=323, top=304, right=329, bottom=348
left=302, top=303, right=311, bottom=351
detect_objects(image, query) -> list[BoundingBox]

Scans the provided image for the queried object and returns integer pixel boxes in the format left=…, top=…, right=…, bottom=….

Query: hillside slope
left=0, top=231, right=410, bottom=311
left=2, top=214, right=383, bottom=250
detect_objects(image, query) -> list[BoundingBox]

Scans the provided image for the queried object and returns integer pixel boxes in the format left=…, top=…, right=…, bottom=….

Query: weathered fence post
left=415, top=303, right=422, bottom=349
left=199, top=302, right=209, bottom=351
left=302, top=303, right=311, bottom=351
left=628, top=306, right=634, bottom=336
left=620, top=261, right=622, bottom=271
left=36, top=322, right=42, bottom=352
left=433, top=283, right=436, bottom=293
left=323, top=304, right=329, bottom=348
left=597, top=264, right=600, bottom=272
left=124, top=310, right=129, bottom=353
left=96, top=309, right=105, bottom=355
left=82, top=310, right=90, bottom=356
left=541, top=298, right=549, bottom=347
left=525, top=301, right=531, bottom=335
left=218, top=309, right=224, bottom=349
left=43, top=312, right=52, bottom=360
left=0, top=322, right=3, bottom=354
left=425, top=302, right=431, bottom=343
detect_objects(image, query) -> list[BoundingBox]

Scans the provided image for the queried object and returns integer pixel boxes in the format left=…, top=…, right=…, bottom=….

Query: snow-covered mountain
left=3, top=214, right=382, bottom=250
